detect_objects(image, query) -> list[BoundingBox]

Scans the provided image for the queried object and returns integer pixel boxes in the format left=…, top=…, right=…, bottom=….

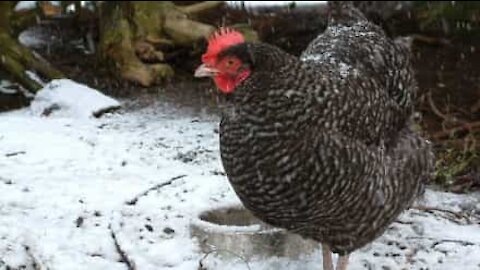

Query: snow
left=18, top=30, right=49, bottom=49
left=1, top=82, right=480, bottom=270
left=25, top=70, right=45, bottom=87
left=0, top=80, right=17, bottom=95
left=14, top=1, right=37, bottom=12
left=29, top=79, right=121, bottom=119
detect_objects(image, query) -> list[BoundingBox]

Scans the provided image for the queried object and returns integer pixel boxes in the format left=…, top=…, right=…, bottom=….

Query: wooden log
left=0, top=1, right=64, bottom=92
left=98, top=1, right=232, bottom=86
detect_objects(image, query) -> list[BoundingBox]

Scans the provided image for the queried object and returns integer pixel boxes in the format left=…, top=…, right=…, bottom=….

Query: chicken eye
left=225, top=59, right=235, bottom=67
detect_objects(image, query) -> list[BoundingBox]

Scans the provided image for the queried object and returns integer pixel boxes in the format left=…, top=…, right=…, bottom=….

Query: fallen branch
left=0, top=28, right=64, bottom=92
left=125, top=174, right=187, bottom=205
left=0, top=1, right=64, bottom=93
left=109, top=224, right=136, bottom=270
left=0, top=49, right=42, bottom=91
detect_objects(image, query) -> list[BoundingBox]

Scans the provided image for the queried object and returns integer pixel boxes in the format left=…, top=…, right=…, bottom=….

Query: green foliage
left=414, top=1, right=480, bottom=36
left=434, top=141, right=479, bottom=191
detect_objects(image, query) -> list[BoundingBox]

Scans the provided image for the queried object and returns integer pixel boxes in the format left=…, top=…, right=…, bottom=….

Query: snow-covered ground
left=1, top=81, right=480, bottom=270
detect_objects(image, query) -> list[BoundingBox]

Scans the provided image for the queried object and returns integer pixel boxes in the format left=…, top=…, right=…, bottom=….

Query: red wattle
left=214, top=69, right=251, bottom=94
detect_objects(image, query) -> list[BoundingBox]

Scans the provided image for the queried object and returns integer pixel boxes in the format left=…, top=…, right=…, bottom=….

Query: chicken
left=194, top=2, right=434, bottom=270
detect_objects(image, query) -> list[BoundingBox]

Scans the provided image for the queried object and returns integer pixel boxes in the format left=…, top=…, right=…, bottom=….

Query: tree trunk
left=0, top=1, right=64, bottom=92
left=98, top=1, right=225, bottom=87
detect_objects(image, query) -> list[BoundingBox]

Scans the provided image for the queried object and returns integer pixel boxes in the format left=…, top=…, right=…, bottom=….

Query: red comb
left=202, top=27, right=245, bottom=65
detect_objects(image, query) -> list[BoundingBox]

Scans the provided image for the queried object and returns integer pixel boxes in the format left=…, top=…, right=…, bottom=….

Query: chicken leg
left=336, top=255, right=350, bottom=270
left=322, top=244, right=334, bottom=270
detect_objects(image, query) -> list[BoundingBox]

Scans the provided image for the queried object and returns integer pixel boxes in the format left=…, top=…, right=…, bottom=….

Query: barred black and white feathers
left=216, top=1, right=434, bottom=255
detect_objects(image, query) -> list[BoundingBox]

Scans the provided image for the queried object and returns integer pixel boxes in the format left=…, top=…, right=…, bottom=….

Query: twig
left=412, top=206, right=472, bottom=224
left=393, top=220, right=414, bottom=225
left=109, top=224, right=136, bottom=270
left=407, top=236, right=479, bottom=247
left=427, top=91, right=451, bottom=123
left=432, top=121, right=480, bottom=140
left=431, top=239, right=476, bottom=248
left=125, top=175, right=187, bottom=205
left=441, top=137, right=478, bottom=151
left=5, top=151, right=26, bottom=157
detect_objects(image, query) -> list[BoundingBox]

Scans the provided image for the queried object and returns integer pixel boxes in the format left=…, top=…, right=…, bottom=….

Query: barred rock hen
left=195, top=2, right=434, bottom=270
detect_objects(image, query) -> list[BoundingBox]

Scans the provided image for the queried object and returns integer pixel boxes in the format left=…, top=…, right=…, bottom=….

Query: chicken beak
left=194, top=64, right=219, bottom=78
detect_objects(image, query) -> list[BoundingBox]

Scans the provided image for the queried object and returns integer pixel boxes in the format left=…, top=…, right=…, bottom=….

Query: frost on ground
left=1, top=83, right=480, bottom=270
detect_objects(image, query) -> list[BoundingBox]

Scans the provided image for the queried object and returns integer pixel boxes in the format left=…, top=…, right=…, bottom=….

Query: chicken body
left=217, top=2, right=434, bottom=256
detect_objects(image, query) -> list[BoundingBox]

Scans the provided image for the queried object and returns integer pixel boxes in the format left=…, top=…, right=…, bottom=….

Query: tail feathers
left=389, top=128, right=435, bottom=207
left=327, top=1, right=367, bottom=25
